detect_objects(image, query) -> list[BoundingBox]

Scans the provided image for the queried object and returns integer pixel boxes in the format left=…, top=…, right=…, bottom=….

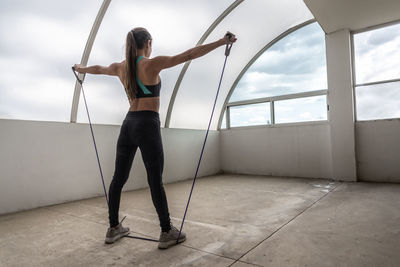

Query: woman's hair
left=125, top=27, right=152, bottom=100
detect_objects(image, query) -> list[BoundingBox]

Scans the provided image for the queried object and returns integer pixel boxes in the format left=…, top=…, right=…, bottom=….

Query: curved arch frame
left=70, top=0, right=112, bottom=123
left=70, top=1, right=313, bottom=128
left=164, top=0, right=244, bottom=128
left=217, top=19, right=317, bottom=130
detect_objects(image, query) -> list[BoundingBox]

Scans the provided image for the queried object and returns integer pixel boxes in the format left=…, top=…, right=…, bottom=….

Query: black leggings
left=108, top=111, right=171, bottom=232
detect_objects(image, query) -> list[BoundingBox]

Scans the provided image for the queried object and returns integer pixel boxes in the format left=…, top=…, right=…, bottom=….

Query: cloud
left=354, top=23, right=400, bottom=83
left=230, top=102, right=270, bottom=127
left=356, top=81, right=400, bottom=120
left=0, top=76, right=75, bottom=121
left=300, top=112, right=311, bottom=119
left=364, top=23, right=400, bottom=47
left=252, top=23, right=326, bottom=75
left=0, top=0, right=100, bottom=122
left=354, top=37, right=400, bottom=83
left=0, top=0, right=98, bottom=21
left=231, top=66, right=327, bottom=101
left=274, top=96, right=327, bottom=124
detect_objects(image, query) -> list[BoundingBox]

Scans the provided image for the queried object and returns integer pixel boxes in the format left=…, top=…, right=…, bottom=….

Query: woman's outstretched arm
left=149, top=32, right=236, bottom=73
left=73, top=61, right=124, bottom=76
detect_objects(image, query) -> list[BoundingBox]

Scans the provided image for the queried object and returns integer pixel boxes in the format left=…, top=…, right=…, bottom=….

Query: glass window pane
left=354, top=23, right=400, bottom=84
left=275, top=95, right=327, bottom=124
left=356, top=81, right=400, bottom=121
left=230, top=102, right=271, bottom=127
left=230, top=22, right=327, bottom=102
left=0, top=0, right=101, bottom=122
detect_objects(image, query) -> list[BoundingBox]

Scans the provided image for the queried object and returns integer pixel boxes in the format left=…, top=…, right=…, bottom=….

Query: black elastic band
left=71, top=39, right=234, bottom=245
left=176, top=40, right=233, bottom=243
left=72, top=67, right=109, bottom=207
left=123, top=235, right=159, bottom=242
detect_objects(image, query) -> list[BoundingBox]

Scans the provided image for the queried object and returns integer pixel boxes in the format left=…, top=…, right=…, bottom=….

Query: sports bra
left=134, top=56, right=161, bottom=98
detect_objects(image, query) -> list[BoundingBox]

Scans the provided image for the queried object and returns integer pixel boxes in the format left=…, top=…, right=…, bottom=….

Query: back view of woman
left=74, top=27, right=236, bottom=249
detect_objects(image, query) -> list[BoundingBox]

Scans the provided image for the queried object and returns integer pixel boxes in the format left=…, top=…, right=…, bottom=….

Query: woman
left=74, top=27, right=236, bottom=249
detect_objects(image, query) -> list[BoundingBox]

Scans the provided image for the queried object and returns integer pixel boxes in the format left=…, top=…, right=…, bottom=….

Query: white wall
left=220, top=123, right=332, bottom=179
left=356, top=120, right=400, bottom=182
left=2, top=117, right=400, bottom=215
left=0, top=119, right=220, bottom=215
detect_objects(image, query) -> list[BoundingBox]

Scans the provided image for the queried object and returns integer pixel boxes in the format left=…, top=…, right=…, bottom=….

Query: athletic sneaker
left=105, top=223, right=130, bottom=244
left=158, top=225, right=186, bottom=249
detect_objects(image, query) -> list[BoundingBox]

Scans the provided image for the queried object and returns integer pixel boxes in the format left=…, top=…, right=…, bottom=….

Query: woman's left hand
left=224, top=32, right=237, bottom=44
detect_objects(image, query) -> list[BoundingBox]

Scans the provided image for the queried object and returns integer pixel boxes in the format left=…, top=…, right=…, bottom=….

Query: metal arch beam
left=70, top=0, right=112, bottom=123
left=164, top=0, right=244, bottom=128
left=216, top=19, right=317, bottom=130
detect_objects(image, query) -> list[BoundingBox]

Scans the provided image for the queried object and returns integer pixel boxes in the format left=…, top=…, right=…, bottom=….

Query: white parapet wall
left=2, top=117, right=400, bottom=215
left=220, top=123, right=333, bottom=179
left=0, top=119, right=220, bottom=215
left=356, top=119, right=400, bottom=183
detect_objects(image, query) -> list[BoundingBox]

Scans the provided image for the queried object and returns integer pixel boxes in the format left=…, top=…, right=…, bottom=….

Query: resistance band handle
left=225, top=33, right=233, bottom=57
left=71, top=66, right=83, bottom=85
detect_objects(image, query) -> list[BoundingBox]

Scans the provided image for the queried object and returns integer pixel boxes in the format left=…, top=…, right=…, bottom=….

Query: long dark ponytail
left=125, top=27, right=152, bottom=100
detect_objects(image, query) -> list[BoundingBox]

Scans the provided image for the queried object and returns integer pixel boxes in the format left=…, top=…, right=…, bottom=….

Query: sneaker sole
left=158, top=236, right=186, bottom=249
left=105, top=230, right=130, bottom=244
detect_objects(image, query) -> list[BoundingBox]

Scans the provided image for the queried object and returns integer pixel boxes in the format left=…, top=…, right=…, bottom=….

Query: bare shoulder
left=138, top=56, right=162, bottom=76
left=115, top=61, right=126, bottom=84
left=113, top=61, right=125, bottom=72
left=109, top=61, right=125, bottom=77
left=146, top=55, right=185, bottom=74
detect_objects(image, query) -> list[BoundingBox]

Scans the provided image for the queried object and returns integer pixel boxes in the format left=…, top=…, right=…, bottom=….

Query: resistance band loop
left=72, top=67, right=158, bottom=242
left=72, top=33, right=233, bottom=244
left=177, top=34, right=233, bottom=243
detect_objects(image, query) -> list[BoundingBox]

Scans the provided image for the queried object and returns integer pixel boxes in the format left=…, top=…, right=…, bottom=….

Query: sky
left=0, top=1, right=399, bottom=127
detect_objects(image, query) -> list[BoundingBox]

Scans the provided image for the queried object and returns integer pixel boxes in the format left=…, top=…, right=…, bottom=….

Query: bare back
left=117, top=60, right=160, bottom=113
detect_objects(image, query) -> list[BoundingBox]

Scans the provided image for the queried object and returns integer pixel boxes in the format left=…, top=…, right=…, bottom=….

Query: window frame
left=219, top=20, right=329, bottom=130
left=225, top=90, right=328, bottom=129
left=351, top=20, right=400, bottom=122
left=228, top=101, right=272, bottom=128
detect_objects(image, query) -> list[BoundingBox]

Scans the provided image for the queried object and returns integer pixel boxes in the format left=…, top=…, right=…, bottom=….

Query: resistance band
left=71, top=69, right=109, bottom=206
left=72, top=33, right=233, bottom=245
left=177, top=34, right=233, bottom=243
left=71, top=67, right=158, bottom=243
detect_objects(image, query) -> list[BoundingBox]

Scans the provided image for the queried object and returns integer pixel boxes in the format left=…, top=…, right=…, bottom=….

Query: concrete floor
left=1, top=174, right=400, bottom=267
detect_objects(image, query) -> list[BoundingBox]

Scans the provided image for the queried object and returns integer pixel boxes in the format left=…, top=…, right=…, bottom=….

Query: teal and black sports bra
left=135, top=56, right=161, bottom=98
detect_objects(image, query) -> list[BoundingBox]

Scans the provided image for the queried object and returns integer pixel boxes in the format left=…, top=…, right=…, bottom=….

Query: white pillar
left=326, top=29, right=357, bottom=181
